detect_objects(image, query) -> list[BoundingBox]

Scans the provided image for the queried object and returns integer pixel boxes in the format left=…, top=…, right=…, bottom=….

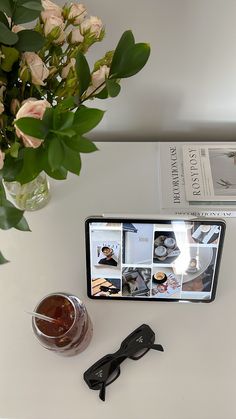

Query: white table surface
left=0, top=142, right=235, bottom=419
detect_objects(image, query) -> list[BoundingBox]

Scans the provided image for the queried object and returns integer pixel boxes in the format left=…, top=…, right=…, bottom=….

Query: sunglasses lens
left=106, top=366, right=120, bottom=385
left=130, top=347, right=150, bottom=360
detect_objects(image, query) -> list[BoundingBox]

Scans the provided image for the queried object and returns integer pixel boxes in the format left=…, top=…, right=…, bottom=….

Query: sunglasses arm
left=99, top=383, right=106, bottom=401
left=148, top=343, right=164, bottom=352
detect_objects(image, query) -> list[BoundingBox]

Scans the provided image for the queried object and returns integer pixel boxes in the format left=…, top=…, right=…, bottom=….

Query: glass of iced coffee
left=32, top=293, right=93, bottom=356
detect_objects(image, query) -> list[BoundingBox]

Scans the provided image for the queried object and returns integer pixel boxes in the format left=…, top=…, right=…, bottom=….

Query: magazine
left=183, top=144, right=236, bottom=202
left=158, top=142, right=236, bottom=218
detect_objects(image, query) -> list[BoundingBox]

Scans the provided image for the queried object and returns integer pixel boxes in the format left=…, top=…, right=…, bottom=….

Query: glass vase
left=4, top=172, right=50, bottom=211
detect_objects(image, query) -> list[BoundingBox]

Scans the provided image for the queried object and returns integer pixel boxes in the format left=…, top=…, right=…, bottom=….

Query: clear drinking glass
left=32, top=293, right=93, bottom=356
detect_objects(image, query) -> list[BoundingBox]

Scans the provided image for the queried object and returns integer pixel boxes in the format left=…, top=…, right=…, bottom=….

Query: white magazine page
left=183, top=144, right=236, bottom=202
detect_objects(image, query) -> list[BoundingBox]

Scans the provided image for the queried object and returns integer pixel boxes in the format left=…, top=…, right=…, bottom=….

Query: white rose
left=86, top=65, right=110, bottom=97
left=69, top=28, right=84, bottom=44
left=44, top=16, right=65, bottom=44
left=0, top=149, right=5, bottom=170
left=41, top=0, right=63, bottom=22
left=0, top=102, right=4, bottom=115
left=23, top=52, right=49, bottom=86
left=15, top=99, right=51, bottom=148
left=61, top=58, right=76, bottom=79
left=68, top=3, right=87, bottom=24
left=80, top=16, right=103, bottom=38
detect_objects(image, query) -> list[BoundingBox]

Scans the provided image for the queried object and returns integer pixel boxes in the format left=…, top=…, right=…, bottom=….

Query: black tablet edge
left=85, top=216, right=226, bottom=304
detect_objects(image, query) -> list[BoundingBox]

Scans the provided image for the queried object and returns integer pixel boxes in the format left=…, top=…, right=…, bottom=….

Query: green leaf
left=2, top=155, right=23, bottom=181
left=76, top=51, right=91, bottom=96
left=44, top=165, right=68, bottom=180
left=9, top=142, right=20, bottom=158
left=51, top=106, right=74, bottom=130
left=16, top=0, right=41, bottom=4
left=38, top=146, right=68, bottom=179
left=14, top=215, right=31, bottom=231
left=106, top=79, right=121, bottom=97
left=0, top=0, right=13, bottom=17
left=64, top=136, right=98, bottom=153
left=1, top=46, right=19, bottom=72
left=62, top=145, right=81, bottom=176
left=74, top=106, right=104, bottom=134
left=110, top=43, right=150, bottom=78
left=94, top=87, right=109, bottom=99
left=13, top=6, right=41, bottom=24
left=52, top=110, right=74, bottom=131
left=42, top=107, right=54, bottom=129
left=63, top=136, right=82, bottom=152
left=0, top=22, right=18, bottom=45
left=0, top=251, right=9, bottom=264
left=15, top=148, right=42, bottom=184
left=59, top=112, right=75, bottom=130
left=0, top=198, right=24, bottom=230
left=15, top=30, right=45, bottom=52
left=48, top=137, right=64, bottom=171
left=21, top=1, right=43, bottom=11
left=110, top=30, right=135, bottom=76
left=0, top=11, right=10, bottom=27
left=75, top=137, right=98, bottom=153
left=15, top=117, right=48, bottom=139
left=50, top=109, right=76, bottom=138
left=51, top=128, right=76, bottom=138
left=57, top=96, right=77, bottom=111
left=0, top=179, right=6, bottom=199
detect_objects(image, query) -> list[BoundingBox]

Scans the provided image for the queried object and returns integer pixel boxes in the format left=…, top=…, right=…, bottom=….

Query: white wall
left=56, top=0, right=236, bottom=141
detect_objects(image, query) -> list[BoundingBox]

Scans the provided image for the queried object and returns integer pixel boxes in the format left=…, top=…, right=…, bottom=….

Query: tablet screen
left=85, top=218, right=225, bottom=302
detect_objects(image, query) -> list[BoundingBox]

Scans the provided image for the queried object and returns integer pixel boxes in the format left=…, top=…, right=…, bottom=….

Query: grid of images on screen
left=89, top=221, right=221, bottom=300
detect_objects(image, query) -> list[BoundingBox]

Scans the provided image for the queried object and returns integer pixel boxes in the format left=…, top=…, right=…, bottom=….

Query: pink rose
left=22, top=97, right=37, bottom=105
left=15, top=99, right=51, bottom=148
left=23, top=52, right=49, bottom=86
left=12, top=25, right=25, bottom=33
left=68, top=28, right=84, bottom=44
left=80, top=16, right=103, bottom=38
left=44, top=16, right=65, bottom=44
left=86, top=65, right=110, bottom=97
left=0, top=149, right=5, bottom=170
left=61, top=58, right=76, bottom=79
left=41, top=0, right=63, bottom=22
left=68, top=3, right=87, bottom=24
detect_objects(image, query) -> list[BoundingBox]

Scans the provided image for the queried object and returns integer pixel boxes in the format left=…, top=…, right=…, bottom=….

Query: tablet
left=85, top=217, right=226, bottom=303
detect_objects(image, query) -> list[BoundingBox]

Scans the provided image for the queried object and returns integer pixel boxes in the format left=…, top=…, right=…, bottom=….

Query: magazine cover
left=158, top=142, right=236, bottom=218
left=183, top=145, right=236, bottom=202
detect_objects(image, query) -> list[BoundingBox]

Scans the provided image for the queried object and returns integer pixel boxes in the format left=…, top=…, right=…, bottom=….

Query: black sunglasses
left=100, top=285, right=120, bottom=294
left=83, top=324, right=164, bottom=401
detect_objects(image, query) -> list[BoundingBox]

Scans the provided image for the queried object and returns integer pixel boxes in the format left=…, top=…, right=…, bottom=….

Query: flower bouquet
left=0, top=0, right=150, bottom=263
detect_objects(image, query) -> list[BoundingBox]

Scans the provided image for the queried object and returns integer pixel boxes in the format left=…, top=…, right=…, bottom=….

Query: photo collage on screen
left=89, top=221, right=222, bottom=300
